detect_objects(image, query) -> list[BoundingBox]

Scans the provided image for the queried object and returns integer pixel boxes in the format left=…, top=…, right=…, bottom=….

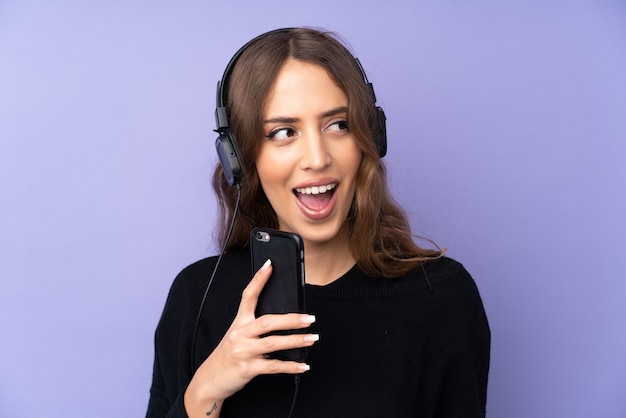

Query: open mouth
left=293, top=183, right=337, bottom=211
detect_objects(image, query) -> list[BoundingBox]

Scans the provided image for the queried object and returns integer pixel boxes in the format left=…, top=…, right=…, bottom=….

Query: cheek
left=345, top=143, right=363, bottom=180
left=256, top=148, right=290, bottom=199
left=256, top=146, right=276, bottom=184
left=344, top=145, right=364, bottom=202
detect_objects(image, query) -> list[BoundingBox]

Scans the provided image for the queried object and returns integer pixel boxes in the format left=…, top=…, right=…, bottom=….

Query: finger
left=255, top=313, right=317, bottom=335
left=250, top=358, right=311, bottom=376
left=259, top=332, right=320, bottom=355
left=238, top=259, right=272, bottom=313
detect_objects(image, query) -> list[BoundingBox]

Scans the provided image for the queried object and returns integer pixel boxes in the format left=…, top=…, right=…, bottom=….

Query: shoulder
left=415, top=256, right=476, bottom=290
left=384, top=256, right=477, bottom=294
left=419, top=255, right=467, bottom=277
left=389, top=257, right=487, bottom=321
left=413, top=256, right=484, bottom=303
left=164, top=248, right=251, bottom=312
left=416, top=257, right=489, bottom=333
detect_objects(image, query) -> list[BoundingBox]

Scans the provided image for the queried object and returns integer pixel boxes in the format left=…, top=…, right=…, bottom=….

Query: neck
left=303, top=230, right=355, bottom=286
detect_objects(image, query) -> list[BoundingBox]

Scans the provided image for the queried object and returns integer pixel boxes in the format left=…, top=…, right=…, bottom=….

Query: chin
left=298, top=222, right=349, bottom=247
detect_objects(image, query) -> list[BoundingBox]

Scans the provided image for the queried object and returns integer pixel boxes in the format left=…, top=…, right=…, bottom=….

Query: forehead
left=264, top=59, right=348, bottom=117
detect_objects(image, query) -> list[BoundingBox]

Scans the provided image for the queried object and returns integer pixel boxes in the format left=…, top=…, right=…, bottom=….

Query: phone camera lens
left=255, top=231, right=270, bottom=242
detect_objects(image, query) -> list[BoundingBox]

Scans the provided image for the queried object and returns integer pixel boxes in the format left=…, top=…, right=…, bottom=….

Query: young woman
left=146, top=28, right=490, bottom=418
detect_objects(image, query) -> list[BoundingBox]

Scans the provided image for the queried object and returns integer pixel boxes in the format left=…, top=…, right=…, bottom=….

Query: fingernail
left=262, top=259, right=272, bottom=270
left=304, top=334, right=320, bottom=343
left=298, top=364, right=311, bottom=372
left=300, top=314, right=316, bottom=324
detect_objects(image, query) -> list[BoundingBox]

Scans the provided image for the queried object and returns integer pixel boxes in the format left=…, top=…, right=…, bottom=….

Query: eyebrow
left=263, top=106, right=348, bottom=124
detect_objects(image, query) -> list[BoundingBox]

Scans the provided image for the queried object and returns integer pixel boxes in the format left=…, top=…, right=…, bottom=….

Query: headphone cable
left=287, top=375, right=301, bottom=418
left=187, top=184, right=300, bottom=417
left=189, top=184, right=241, bottom=373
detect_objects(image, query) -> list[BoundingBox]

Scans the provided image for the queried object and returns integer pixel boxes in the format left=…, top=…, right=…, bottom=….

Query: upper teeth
left=295, top=184, right=337, bottom=195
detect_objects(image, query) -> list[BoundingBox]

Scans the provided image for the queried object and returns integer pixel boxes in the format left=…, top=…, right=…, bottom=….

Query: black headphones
left=214, top=28, right=387, bottom=186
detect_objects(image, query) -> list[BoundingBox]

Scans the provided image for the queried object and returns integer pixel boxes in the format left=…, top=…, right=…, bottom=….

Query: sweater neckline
left=306, top=263, right=361, bottom=289
left=303, top=257, right=463, bottom=299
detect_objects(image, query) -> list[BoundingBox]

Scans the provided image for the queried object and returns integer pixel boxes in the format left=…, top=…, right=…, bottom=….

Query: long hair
left=212, top=28, right=442, bottom=278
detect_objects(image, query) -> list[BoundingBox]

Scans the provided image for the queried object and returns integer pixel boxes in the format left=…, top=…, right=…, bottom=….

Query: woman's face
left=256, top=59, right=362, bottom=248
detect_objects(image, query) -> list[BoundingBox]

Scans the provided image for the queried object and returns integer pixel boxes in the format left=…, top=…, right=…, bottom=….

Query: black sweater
left=146, top=248, right=490, bottom=417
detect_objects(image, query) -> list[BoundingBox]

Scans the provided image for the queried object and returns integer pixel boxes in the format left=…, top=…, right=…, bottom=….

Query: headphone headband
left=215, top=28, right=293, bottom=131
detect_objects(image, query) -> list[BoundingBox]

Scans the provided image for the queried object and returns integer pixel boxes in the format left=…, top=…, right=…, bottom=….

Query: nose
left=299, top=129, right=331, bottom=171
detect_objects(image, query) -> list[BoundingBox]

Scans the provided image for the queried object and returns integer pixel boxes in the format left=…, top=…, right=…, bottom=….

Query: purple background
left=1, top=0, right=625, bottom=417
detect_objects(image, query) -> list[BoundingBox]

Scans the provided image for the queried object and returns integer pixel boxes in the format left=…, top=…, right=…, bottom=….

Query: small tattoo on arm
left=206, top=402, right=218, bottom=416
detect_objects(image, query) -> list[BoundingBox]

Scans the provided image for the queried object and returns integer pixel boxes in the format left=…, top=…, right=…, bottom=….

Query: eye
left=324, top=119, right=350, bottom=133
left=265, top=127, right=298, bottom=141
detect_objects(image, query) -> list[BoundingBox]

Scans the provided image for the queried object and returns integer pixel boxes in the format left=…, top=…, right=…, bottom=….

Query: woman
left=146, top=27, right=490, bottom=418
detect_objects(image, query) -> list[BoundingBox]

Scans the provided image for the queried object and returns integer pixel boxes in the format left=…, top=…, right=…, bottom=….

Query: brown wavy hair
left=212, top=27, right=442, bottom=278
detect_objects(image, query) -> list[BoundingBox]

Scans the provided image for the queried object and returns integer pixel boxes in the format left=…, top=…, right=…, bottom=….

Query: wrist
left=184, top=379, right=224, bottom=418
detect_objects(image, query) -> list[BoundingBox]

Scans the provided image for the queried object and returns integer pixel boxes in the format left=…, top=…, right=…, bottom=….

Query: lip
left=293, top=177, right=339, bottom=189
left=293, top=177, right=340, bottom=220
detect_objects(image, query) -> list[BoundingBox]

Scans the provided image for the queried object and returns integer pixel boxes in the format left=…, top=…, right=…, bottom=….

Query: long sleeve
left=145, top=260, right=202, bottom=418
left=145, top=252, right=249, bottom=418
left=434, top=272, right=491, bottom=417
left=145, top=326, right=190, bottom=418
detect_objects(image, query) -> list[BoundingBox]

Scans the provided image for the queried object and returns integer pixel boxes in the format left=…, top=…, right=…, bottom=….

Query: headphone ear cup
left=374, top=106, right=387, bottom=158
left=215, top=131, right=244, bottom=186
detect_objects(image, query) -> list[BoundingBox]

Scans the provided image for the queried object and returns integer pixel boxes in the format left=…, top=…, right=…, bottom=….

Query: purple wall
left=1, top=0, right=625, bottom=416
